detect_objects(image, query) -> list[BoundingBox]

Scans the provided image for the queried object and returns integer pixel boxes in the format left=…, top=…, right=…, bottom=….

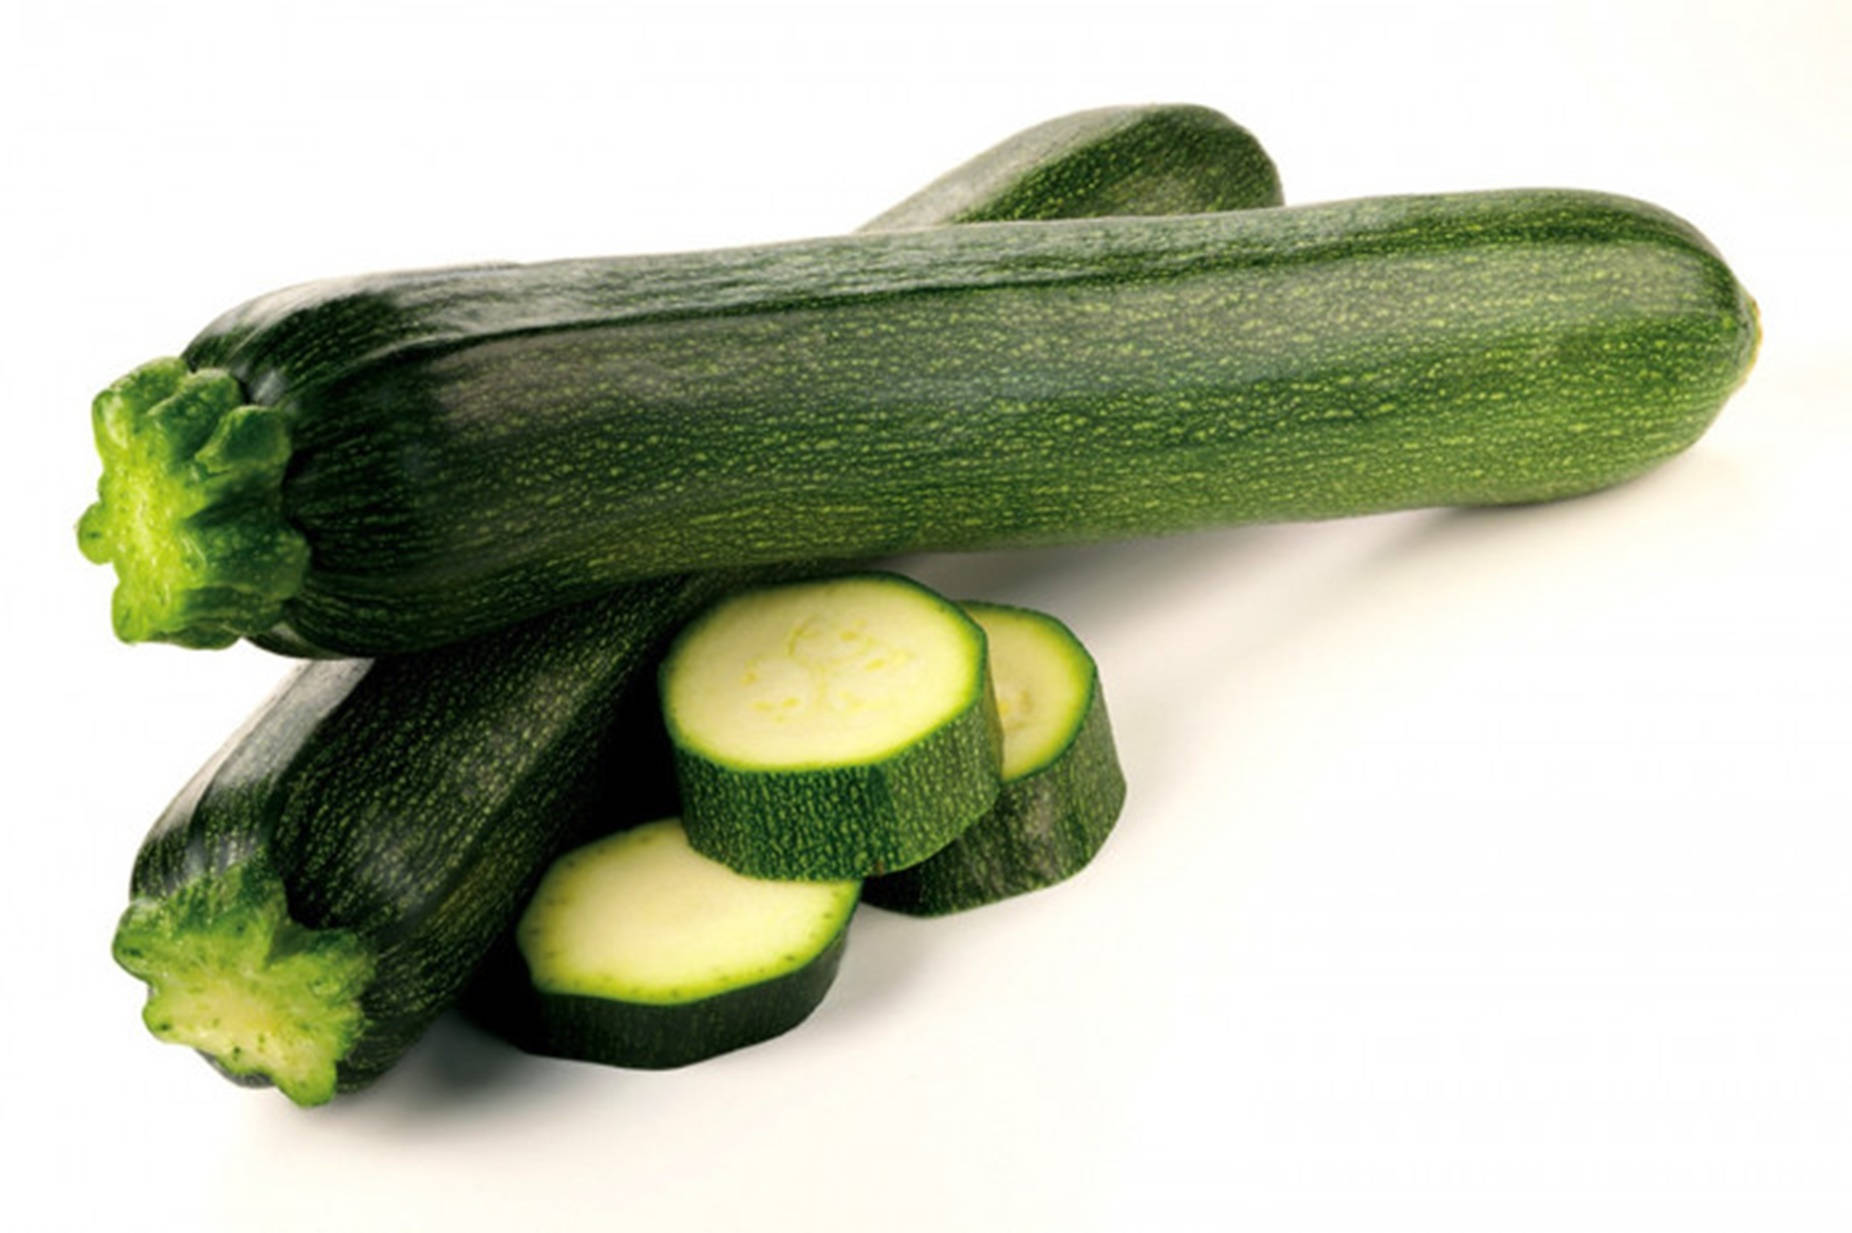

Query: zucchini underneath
left=470, top=819, right=859, bottom=1069
left=111, top=573, right=767, bottom=1105
left=865, top=102, right=1281, bottom=229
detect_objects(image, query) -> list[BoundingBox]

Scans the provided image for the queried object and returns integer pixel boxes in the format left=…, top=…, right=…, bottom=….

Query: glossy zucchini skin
left=865, top=103, right=1281, bottom=228
left=119, top=189, right=1754, bottom=655
left=112, top=571, right=759, bottom=1103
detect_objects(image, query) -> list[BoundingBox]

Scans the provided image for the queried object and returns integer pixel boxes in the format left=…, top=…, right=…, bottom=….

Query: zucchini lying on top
left=80, top=185, right=1756, bottom=656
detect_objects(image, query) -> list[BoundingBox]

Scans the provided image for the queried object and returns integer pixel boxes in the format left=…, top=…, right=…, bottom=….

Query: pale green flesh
left=968, top=605, right=1094, bottom=780
left=664, top=575, right=986, bottom=769
left=517, top=819, right=858, bottom=1005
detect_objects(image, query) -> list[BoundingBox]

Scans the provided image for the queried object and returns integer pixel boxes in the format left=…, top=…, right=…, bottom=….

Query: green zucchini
left=109, top=572, right=764, bottom=1105
left=82, top=186, right=1754, bottom=656
left=864, top=103, right=1281, bottom=229
left=864, top=602, right=1124, bottom=915
left=80, top=105, right=1287, bottom=655
left=469, top=819, right=859, bottom=1069
left=110, top=113, right=1269, bottom=1104
left=663, top=574, right=1002, bottom=880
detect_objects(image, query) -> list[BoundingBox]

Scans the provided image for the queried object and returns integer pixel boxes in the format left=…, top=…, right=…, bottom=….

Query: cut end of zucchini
left=78, top=357, right=308, bottom=648
left=111, top=859, right=374, bottom=1107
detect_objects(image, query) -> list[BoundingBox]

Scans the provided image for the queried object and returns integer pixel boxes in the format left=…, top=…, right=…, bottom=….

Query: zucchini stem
left=111, top=858, right=374, bottom=1106
left=77, top=357, right=308, bottom=648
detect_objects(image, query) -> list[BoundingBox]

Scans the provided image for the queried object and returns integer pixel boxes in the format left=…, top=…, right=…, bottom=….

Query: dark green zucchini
left=80, top=188, right=1758, bottom=655
left=110, top=572, right=764, bottom=1104
left=80, top=105, right=1289, bottom=655
left=864, top=103, right=1281, bottom=228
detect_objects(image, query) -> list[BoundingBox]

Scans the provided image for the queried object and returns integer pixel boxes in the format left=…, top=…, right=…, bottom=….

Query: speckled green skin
left=864, top=103, right=1282, bottom=229
left=468, top=909, right=853, bottom=1070
left=160, top=188, right=1756, bottom=655
left=114, top=571, right=764, bottom=1100
left=865, top=603, right=1126, bottom=916
left=84, top=106, right=1286, bottom=656
left=666, top=576, right=1004, bottom=880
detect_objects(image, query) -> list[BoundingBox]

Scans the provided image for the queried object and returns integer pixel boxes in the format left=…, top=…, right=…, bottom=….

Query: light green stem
left=112, top=859, right=373, bottom=1106
left=77, top=357, right=308, bottom=647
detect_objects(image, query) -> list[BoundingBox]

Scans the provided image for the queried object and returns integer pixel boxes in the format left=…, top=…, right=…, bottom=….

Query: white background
left=3, top=2, right=1848, bottom=1229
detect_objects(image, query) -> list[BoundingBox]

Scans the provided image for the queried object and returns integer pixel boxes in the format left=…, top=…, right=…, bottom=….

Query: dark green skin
left=467, top=912, right=853, bottom=1070
left=180, top=188, right=1757, bottom=656
left=864, top=103, right=1282, bottom=228
left=863, top=607, right=1127, bottom=915
left=123, top=570, right=764, bottom=1091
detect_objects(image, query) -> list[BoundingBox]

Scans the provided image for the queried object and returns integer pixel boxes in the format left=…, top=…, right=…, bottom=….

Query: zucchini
left=81, top=189, right=1755, bottom=656
left=110, top=113, right=1267, bottom=1103
left=663, top=574, right=1002, bottom=880
left=864, top=103, right=1281, bottom=229
left=864, top=602, right=1124, bottom=915
left=469, top=819, right=858, bottom=1069
left=110, top=571, right=762, bottom=1105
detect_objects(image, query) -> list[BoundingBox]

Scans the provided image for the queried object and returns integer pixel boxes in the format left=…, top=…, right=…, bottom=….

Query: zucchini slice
left=470, top=819, right=858, bottom=1069
left=865, top=603, right=1125, bottom=915
left=665, top=574, right=1002, bottom=880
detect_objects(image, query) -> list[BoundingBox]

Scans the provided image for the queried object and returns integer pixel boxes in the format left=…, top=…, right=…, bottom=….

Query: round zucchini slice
left=664, top=573, right=1002, bottom=880
left=473, top=819, right=860, bottom=1070
left=864, top=602, right=1125, bottom=915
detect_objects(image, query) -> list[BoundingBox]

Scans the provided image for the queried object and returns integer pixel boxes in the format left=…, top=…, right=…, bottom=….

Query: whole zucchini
left=81, top=188, right=1758, bottom=655
left=81, top=188, right=1756, bottom=656
left=110, top=106, right=1285, bottom=1103
left=110, top=572, right=758, bottom=1104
